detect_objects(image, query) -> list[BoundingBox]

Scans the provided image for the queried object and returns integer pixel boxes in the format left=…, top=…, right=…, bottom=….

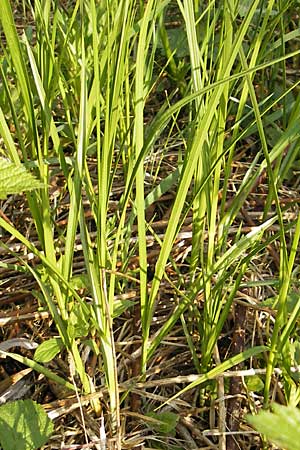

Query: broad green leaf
left=245, top=375, right=264, bottom=393
left=237, top=0, right=255, bottom=18
left=0, top=399, right=53, bottom=450
left=34, top=338, right=64, bottom=363
left=158, top=27, right=189, bottom=58
left=0, top=158, right=43, bottom=199
left=146, top=411, right=179, bottom=434
left=70, top=274, right=91, bottom=291
left=68, top=304, right=90, bottom=339
left=247, top=404, right=300, bottom=450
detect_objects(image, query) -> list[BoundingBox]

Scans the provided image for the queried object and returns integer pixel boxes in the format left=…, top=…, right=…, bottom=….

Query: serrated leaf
left=0, top=399, right=53, bottom=450
left=34, top=338, right=63, bottom=363
left=0, top=158, right=43, bottom=199
left=247, top=404, right=300, bottom=450
left=146, top=411, right=179, bottom=434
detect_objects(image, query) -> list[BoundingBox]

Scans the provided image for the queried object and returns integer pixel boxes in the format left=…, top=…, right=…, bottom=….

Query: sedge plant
left=1, top=1, right=300, bottom=448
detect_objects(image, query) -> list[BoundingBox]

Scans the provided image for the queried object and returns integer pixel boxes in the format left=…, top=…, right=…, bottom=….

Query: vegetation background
left=0, top=0, right=300, bottom=449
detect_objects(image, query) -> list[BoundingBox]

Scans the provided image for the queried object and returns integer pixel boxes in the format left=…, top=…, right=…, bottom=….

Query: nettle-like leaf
left=247, top=404, right=300, bottom=450
left=0, top=158, right=43, bottom=199
left=0, top=399, right=53, bottom=450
